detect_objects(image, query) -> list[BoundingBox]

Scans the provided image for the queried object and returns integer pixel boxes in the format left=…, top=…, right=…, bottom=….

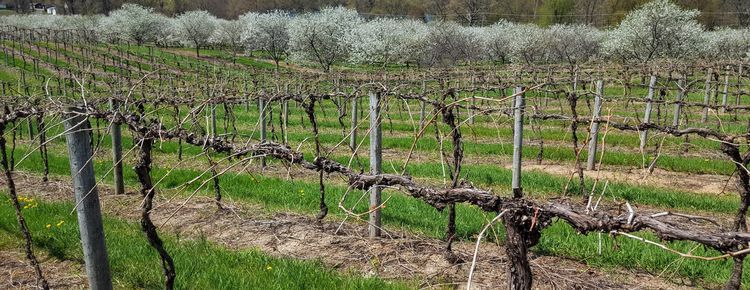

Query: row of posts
left=350, top=79, right=652, bottom=236
left=58, top=72, right=726, bottom=288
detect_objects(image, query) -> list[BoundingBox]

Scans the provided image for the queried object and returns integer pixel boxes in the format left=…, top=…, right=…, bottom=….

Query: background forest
left=3, top=0, right=749, bottom=28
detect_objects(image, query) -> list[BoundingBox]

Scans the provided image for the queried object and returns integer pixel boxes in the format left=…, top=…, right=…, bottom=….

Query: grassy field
left=4, top=132, right=747, bottom=288
left=0, top=199, right=410, bottom=289
left=0, top=35, right=748, bottom=288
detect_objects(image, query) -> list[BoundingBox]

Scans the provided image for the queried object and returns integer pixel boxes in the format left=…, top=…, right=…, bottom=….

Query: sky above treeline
left=5, top=0, right=749, bottom=28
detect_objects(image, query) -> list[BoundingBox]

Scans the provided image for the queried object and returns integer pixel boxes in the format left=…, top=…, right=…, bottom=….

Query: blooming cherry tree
left=603, top=0, right=704, bottom=63
left=424, top=21, right=483, bottom=66
left=506, top=23, right=550, bottom=64
left=241, top=11, right=291, bottom=71
left=175, top=10, right=219, bottom=57
left=211, top=19, right=246, bottom=63
left=548, top=24, right=602, bottom=69
left=98, top=4, right=163, bottom=45
left=703, top=28, right=750, bottom=60
left=152, top=14, right=180, bottom=47
left=345, top=18, right=428, bottom=67
left=287, top=7, right=362, bottom=72
left=479, top=20, right=514, bottom=64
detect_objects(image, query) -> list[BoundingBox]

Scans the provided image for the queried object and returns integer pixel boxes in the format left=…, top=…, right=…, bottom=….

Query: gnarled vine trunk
left=135, top=137, right=176, bottom=289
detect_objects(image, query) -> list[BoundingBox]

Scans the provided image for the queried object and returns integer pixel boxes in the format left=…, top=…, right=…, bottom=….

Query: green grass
left=536, top=222, right=746, bottom=287
left=141, top=102, right=738, bottom=176
left=0, top=199, right=411, bottom=289
left=6, top=138, right=749, bottom=288
left=10, top=121, right=741, bottom=219
left=2, top=37, right=750, bottom=288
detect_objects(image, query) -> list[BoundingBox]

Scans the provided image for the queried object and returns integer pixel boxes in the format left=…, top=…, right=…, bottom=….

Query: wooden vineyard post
left=737, top=65, right=744, bottom=106
left=734, top=65, right=744, bottom=121
left=587, top=80, right=603, bottom=170
left=369, top=91, right=382, bottom=238
left=505, top=86, right=532, bottom=290
left=721, top=66, right=730, bottom=114
left=259, top=96, right=267, bottom=168
left=282, top=83, right=289, bottom=145
left=244, top=75, right=250, bottom=111
left=419, top=79, right=427, bottom=129
left=27, top=118, right=34, bottom=140
left=702, top=68, right=712, bottom=122
left=673, top=78, right=685, bottom=128
left=470, top=75, right=476, bottom=125
left=210, top=102, right=217, bottom=138
left=63, top=107, right=113, bottom=290
left=110, top=99, right=124, bottom=195
left=512, top=86, right=524, bottom=198
left=350, top=94, right=358, bottom=151
left=640, top=75, right=657, bottom=152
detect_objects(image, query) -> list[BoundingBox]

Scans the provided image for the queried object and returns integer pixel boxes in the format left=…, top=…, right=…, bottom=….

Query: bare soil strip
left=517, top=162, right=734, bottom=196
left=0, top=250, right=85, bottom=289
left=0, top=173, right=695, bottom=289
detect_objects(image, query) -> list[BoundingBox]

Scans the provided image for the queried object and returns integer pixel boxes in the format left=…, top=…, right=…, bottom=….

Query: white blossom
left=547, top=24, right=602, bottom=67
left=152, top=14, right=180, bottom=47
left=175, top=10, right=219, bottom=56
left=603, top=0, right=704, bottom=63
left=345, top=18, right=428, bottom=66
left=287, top=7, right=362, bottom=72
left=98, top=4, right=163, bottom=45
left=424, top=21, right=483, bottom=66
left=1, top=1, right=746, bottom=66
left=211, top=19, right=246, bottom=62
left=241, top=10, right=290, bottom=70
left=479, top=20, right=514, bottom=63
left=506, top=23, right=550, bottom=64
left=702, top=28, right=750, bottom=60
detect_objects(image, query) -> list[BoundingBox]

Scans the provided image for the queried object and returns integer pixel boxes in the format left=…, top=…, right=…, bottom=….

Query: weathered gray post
left=470, top=75, right=476, bottom=125
left=349, top=95, right=358, bottom=150
left=673, top=79, right=685, bottom=128
left=702, top=68, right=712, bottom=122
left=210, top=103, right=217, bottom=138
left=640, top=75, right=657, bottom=152
left=587, top=81, right=604, bottom=170
left=721, top=67, right=730, bottom=114
left=511, top=86, right=524, bottom=198
left=63, top=107, right=113, bottom=290
left=259, top=96, right=267, bottom=168
left=419, top=79, right=427, bottom=129
left=110, top=99, right=124, bottom=195
left=282, top=84, right=289, bottom=144
left=369, top=91, right=382, bottom=238
left=737, top=65, right=744, bottom=107
left=27, top=119, right=34, bottom=140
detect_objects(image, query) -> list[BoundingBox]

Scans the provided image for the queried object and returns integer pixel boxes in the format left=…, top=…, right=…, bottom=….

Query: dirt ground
left=515, top=162, right=735, bottom=196
left=0, top=173, right=701, bottom=290
left=0, top=250, right=86, bottom=289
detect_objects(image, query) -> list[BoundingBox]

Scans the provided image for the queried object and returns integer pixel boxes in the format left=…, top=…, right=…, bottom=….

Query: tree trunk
left=720, top=141, right=749, bottom=290
left=135, top=138, right=176, bottom=289
left=724, top=256, right=746, bottom=290
left=503, top=212, right=532, bottom=290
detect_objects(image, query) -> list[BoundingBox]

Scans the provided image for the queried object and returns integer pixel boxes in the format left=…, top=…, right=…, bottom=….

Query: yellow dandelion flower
left=56, top=221, right=64, bottom=227
left=266, top=265, right=272, bottom=271
left=46, top=224, right=52, bottom=229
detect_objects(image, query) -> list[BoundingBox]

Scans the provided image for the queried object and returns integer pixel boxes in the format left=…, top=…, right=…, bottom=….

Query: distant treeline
left=3, top=0, right=749, bottom=28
